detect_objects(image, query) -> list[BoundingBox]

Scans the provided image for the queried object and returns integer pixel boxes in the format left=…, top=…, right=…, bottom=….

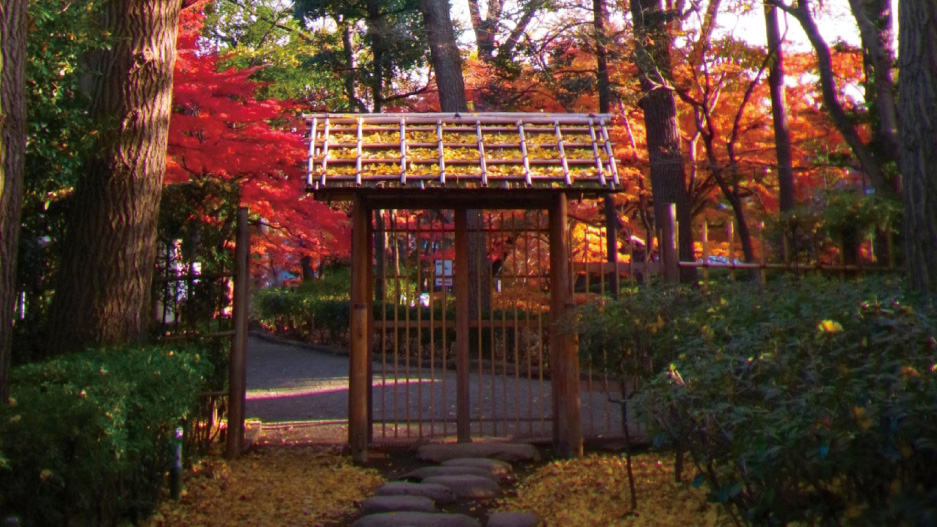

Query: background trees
left=2, top=0, right=935, bottom=363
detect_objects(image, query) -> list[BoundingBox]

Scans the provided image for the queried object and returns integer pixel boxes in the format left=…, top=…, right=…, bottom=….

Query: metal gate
left=371, top=209, right=625, bottom=443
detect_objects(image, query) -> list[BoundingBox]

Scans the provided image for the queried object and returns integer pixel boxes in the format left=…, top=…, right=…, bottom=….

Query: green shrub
left=0, top=344, right=211, bottom=526
left=253, top=266, right=353, bottom=343
left=634, top=277, right=937, bottom=526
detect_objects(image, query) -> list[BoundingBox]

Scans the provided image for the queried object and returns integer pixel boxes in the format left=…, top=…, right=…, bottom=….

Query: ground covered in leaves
left=144, top=446, right=730, bottom=527
left=497, top=453, right=732, bottom=527
left=143, top=445, right=383, bottom=527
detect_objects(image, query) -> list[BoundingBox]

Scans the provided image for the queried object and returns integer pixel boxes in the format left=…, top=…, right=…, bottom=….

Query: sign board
left=434, top=259, right=453, bottom=288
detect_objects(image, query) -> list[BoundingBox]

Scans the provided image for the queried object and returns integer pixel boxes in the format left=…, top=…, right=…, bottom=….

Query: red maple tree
left=167, top=7, right=350, bottom=281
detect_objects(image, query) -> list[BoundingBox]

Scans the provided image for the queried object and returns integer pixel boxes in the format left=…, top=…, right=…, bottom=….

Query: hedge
left=0, top=344, right=212, bottom=526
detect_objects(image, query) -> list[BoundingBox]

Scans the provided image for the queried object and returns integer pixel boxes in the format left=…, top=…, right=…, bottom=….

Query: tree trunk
left=630, top=0, right=696, bottom=283
left=849, top=0, right=899, bottom=155
left=419, top=0, right=468, bottom=113
left=341, top=19, right=365, bottom=112
left=594, top=0, right=619, bottom=296
left=764, top=1, right=796, bottom=212
left=467, top=0, right=500, bottom=62
left=366, top=0, right=387, bottom=112
left=46, top=0, right=183, bottom=352
left=897, top=0, right=937, bottom=293
left=782, top=0, right=893, bottom=194
left=1, top=0, right=28, bottom=397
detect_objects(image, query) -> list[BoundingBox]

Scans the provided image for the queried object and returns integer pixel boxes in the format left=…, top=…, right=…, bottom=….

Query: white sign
left=434, top=259, right=453, bottom=288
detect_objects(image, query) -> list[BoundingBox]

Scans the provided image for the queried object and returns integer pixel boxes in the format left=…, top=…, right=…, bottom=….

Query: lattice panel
left=304, top=112, right=619, bottom=190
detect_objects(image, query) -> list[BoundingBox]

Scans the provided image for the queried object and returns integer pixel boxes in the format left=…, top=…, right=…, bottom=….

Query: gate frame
left=305, top=112, right=622, bottom=462
left=335, top=189, right=590, bottom=462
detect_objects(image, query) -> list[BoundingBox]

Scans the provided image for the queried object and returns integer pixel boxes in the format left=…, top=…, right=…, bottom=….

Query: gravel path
left=245, top=334, right=628, bottom=443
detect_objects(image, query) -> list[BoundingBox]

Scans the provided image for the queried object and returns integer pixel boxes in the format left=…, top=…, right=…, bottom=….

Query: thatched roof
left=304, top=112, right=619, bottom=192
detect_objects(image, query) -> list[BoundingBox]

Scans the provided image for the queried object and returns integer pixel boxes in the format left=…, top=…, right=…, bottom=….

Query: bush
left=253, top=266, right=352, bottom=344
left=0, top=344, right=212, bottom=526
left=634, top=277, right=937, bottom=526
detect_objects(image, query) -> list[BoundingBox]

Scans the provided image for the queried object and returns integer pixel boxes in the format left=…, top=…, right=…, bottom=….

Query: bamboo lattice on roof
left=304, top=112, right=620, bottom=191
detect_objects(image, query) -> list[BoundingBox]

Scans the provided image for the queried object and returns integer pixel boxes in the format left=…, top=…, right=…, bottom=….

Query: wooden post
left=349, top=194, right=370, bottom=462
left=605, top=196, right=620, bottom=299
left=662, top=203, right=679, bottom=282
left=701, top=221, right=710, bottom=285
left=727, top=221, right=736, bottom=282
left=759, top=222, right=767, bottom=285
left=366, top=213, right=375, bottom=443
left=550, top=194, right=582, bottom=458
left=226, top=206, right=250, bottom=459
left=454, top=208, right=472, bottom=443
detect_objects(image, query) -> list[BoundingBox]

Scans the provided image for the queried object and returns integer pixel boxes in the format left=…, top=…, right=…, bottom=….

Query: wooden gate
left=370, top=209, right=624, bottom=444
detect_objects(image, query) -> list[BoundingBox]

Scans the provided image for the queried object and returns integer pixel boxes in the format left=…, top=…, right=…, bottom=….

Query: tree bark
left=764, top=1, right=796, bottom=212
left=46, top=0, right=183, bottom=352
left=594, top=0, right=619, bottom=296
left=341, top=19, right=366, bottom=112
left=419, top=0, right=468, bottom=113
left=849, top=0, right=899, bottom=155
left=1, top=0, right=27, bottom=397
left=467, top=0, right=501, bottom=62
left=630, top=0, right=696, bottom=283
left=366, top=0, right=387, bottom=112
left=898, top=0, right=937, bottom=293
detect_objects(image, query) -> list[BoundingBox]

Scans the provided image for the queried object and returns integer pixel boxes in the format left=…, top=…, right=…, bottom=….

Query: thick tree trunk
left=46, top=0, right=183, bottom=352
left=630, top=0, right=696, bottom=283
left=849, top=0, right=899, bottom=155
left=898, top=0, right=937, bottom=293
left=764, top=2, right=796, bottom=212
left=419, top=0, right=468, bottom=113
left=1, top=0, right=28, bottom=397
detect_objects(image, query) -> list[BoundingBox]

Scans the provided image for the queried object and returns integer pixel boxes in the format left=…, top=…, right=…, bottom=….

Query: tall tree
left=630, top=0, right=696, bottom=282
left=46, top=0, right=183, bottom=351
left=897, top=0, right=937, bottom=293
left=764, top=1, right=795, bottom=212
left=849, top=0, right=899, bottom=156
left=593, top=0, right=620, bottom=295
left=1, top=0, right=27, bottom=397
left=419, top=0, right=468, bottom=112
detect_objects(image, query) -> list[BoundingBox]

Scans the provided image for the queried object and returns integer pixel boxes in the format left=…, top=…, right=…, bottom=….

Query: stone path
left=351, top=443, right=543, bottom=527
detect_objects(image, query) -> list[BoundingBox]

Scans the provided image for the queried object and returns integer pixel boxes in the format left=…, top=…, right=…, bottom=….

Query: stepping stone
left=352, top=512, right=481, bottom=527
left=487, top=512, right=541, bottom=527
left=402, top=465, right=500, bottom=482
left=442, top=458, right=513, bottom=477
left=422, top=474, right=502, bottom=499
left=359, top=495, right=435, bottom=515
left=375, top=482, right=458, bottom=505
left=417, top=443, right=541, bottom=463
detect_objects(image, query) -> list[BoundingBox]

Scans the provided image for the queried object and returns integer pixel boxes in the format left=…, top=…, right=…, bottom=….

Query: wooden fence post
left=349, top=195, right=370, bottom=462
left=226, top=206, right=250, bottom=459
left=550, top=193, right=582, bottom=457
left=454, top=208, right=471, bottom=443
left=701, top=221, right=709, bottom=285
left=662, top=203, right=679, bottom=282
